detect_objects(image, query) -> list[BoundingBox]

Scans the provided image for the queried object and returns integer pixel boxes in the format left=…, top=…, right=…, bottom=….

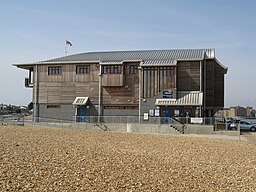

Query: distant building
left=218, top=105, right=255, bottom=118
left=246, top=106, right=254, bottom=117
left=235, top=106, right=247, bottom=117
left=0, top=104, right=26, bottom=115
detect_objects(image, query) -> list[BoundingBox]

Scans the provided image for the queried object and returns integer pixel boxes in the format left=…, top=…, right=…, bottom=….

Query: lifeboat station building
left=15, top=49, right=227, bottom=122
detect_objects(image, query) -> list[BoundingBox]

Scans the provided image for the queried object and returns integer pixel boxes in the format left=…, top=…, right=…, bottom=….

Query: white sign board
left=155, top=109, right=160, bottom=117
left=149, top=109, right=154, bottom=117
left=144, top=113, right=149, bottom=120
left=191, top=117, right=203, bottom=124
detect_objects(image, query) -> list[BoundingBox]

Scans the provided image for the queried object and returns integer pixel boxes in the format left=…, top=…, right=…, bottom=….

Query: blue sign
left=163, top=89, right=174, bottom=98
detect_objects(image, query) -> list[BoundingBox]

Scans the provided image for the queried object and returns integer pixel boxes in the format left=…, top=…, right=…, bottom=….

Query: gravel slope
left=0, top=126, right=255, bottom=191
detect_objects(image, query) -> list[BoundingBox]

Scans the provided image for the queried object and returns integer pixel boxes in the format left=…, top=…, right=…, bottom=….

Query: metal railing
left=24, top=116, right=74, bottom=128
left=72, top=116, right=219, bottom=125
left=0, top=115, right=25, bottom=125
left=3, top=115, right=256, bottom=137
left=24, top=116, right=233, bottom=126
left=73, top=116, right=163, bottom=124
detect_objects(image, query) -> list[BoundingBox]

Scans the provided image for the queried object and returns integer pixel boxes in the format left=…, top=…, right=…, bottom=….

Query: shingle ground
left=0, top=126, right=255, bottom=191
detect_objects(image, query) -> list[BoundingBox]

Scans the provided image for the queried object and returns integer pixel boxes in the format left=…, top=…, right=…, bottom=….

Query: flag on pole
left=66, top=40, right=72, bottom=46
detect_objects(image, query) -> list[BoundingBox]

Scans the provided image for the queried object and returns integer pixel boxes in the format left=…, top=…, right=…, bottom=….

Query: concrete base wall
left=103, top=109, right=139, bottom=116
left=77, top=123, right=181, bottom=135
left=127, top=124, right=181, bottom=135
left=38, top=104, right=142, bottom=121
left=30, top=122, right=182, bottom=135
left=184, top=124, right=214, bottom=134
left=39, top=104, right=75, bottom=121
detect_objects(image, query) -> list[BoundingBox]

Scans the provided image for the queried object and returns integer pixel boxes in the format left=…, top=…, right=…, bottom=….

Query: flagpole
left=65, top=42, right=67, bottom=56
left=65, top=40, right=72, bottom=56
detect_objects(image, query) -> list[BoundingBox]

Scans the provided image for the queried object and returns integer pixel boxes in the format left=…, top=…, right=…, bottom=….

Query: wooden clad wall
left=36, top=63, right=139, bottom=105
left=205, top=60, right=225, bottom=108
left=47, top=83, right=61, bottom=103
left=214, top=63, right=225, bottom=107
left=103, top=63, right=139, bottom=104
left=102, top=74, right=124, bottom=86
left=177, top=61, right=200, bottom=91
left=62, top=82, right=76, bottom=103
left=205, top=61, right=214, bottom=106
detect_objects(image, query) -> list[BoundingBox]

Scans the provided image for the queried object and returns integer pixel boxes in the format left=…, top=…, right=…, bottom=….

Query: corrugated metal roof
left=155, top=91, right=203, bottom=106
left=142, top=59, right=177, bottom=66
left=44, top=49, right=214, bottom=63
left=100, top=61, right=123, bottom=65
left=14, top=48, right=227, bottom=72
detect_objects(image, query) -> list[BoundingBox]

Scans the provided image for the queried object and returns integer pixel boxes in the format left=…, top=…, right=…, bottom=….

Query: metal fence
left=0, top=115, right=25, bottom=126
left=3, top=115, right=256, bottom=138
left=0, top=115, right=226, bottom=127
left=72, top=116, right=219, bottom=125
left=73, top=116, right=164, bottom=124
left=12, top=115, right=246, bottom=127
left=24, top=116, right=74, bottom=128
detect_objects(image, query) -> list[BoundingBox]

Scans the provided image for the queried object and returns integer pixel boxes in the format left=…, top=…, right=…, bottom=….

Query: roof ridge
left=44, top=48, right=215, bottom=62
left=69, top=48, right=214, bottom=54
left=43, top=48, right=215, bottom=63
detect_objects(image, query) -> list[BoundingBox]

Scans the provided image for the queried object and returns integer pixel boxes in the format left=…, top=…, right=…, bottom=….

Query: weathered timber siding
left=214, top=61, right=225, bottom=107
left=205, top=60, right=214, bottom=107
left=102, top=74, right=124, bottom=86
left=177, top=61, right=200, bottom=91
left=205, top=59, right=225, bottom=108
left=35, top=63, right=139, bottom=106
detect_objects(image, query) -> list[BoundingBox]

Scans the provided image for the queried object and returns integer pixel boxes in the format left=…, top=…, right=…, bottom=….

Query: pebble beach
left=1, top=126, right=255, bottom=191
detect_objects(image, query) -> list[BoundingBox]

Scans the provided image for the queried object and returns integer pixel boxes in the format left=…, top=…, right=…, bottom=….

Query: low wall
left=129, top=124, right=181, bottom=135
left=25, top=121, right=224, bottom=135
left=86, top=123, right=182, bottom=135
left=28, top=122, right=182, bottom=135
left=184, top=124, right=214, bottom=134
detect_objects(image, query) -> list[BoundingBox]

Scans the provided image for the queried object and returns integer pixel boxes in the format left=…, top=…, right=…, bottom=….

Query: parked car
left=229, top=120, right=256, bottom=132
left=225, top=117, right=236, bottom=124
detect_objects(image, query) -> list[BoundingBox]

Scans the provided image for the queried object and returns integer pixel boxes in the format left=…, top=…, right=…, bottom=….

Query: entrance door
left=161, top=107, right=171, bottom=124
left=77, top=106, right=86, bottom=122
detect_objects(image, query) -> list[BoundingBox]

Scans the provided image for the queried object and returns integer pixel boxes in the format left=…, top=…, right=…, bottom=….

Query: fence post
left=238, top=121, right=241, bottom=141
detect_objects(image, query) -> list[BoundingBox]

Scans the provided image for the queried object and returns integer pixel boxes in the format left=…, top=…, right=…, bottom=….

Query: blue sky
left=0, top=0, right=255, bottom=108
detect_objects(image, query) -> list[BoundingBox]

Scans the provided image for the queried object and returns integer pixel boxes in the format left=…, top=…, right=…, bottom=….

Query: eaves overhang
left=13, top=60, right=100, bottom=70
left=214, top=58, right=228, bottom=74
left=155, top=91, right=203, bottom=106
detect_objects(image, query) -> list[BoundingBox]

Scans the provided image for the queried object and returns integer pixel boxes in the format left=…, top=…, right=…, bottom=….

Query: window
left=103, top=106, right=139, bottom=110
left=47, top=105, right=60, bottom=109
left=48, top=66, right=62, bottom=75
left=103, top=65, right=122, bottom=74
left=76, top=65, right=90, bottom=74
left=129, top=65, right=138, bottom=74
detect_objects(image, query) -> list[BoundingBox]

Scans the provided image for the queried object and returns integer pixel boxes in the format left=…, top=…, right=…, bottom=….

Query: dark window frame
left=48, top=66, right=62, bottom=75
left=47, top=105, right=61, bottom=109
left=103, top=106, right=139, bottom=110
left=129, top=65, right=138, bottom=74
left=76, top=65, right=90, bottom=74
left=103, top=65, right=122, bottom=74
